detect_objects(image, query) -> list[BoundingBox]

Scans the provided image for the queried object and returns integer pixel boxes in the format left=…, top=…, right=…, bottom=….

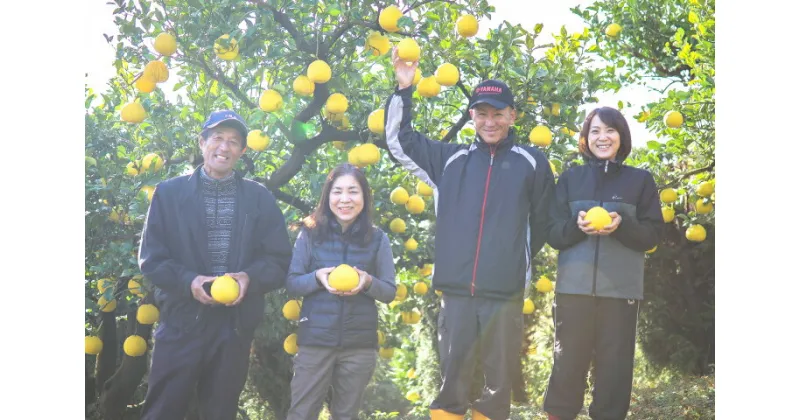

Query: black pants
left=430, top=294, right=523, bottom=419
left=543, top=293, right=640, bottom=420
left=140, top=318, right=253, bottom=420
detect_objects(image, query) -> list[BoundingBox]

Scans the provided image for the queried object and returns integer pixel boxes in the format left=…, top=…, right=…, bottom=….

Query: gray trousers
left=430, top=294, right=524, bottom=419
left=287, top=346, right=378, bottom=420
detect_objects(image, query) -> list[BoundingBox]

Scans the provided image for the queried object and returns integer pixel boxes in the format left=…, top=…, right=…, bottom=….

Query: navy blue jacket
left=286, top=222, right=396, bottom=348
left=547, top=158, right=663, bottom=299
left=138, top=166, right=293, bottom=334
left=383, top=86, right=555, bottom=300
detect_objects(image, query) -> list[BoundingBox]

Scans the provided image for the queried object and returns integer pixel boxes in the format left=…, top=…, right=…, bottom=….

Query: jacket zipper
left=471, top=146, right=496, bottom=296
left=591, top=161, right=609, bottom=296
left=337, top=240, right=350, bottom=346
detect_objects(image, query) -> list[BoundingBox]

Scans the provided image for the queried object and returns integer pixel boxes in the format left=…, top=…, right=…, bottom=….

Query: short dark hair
left=303, top=163, right=375, bottom=246
left=578, top=107, right=632, bottom=162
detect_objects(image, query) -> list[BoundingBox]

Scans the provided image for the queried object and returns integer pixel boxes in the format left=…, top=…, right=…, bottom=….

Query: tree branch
left=404, top=0, right=457, bottom=13
left=660, top=161, right=715, bottom=189
left=250, top=0, right=315, bottom=54
left=442, top=111, right=470, bottom=143
left=191, top=57, right=259, bottom=109
left=351, top=20, right=414, bottom=37
left=296, top=82, right=330, bottom=123
left=266, top=123, right=363, bottom=188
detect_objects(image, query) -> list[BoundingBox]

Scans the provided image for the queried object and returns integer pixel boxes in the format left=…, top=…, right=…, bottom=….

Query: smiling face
left=587, top=114, right=621, bottom=161
left=328, top=174, right=364, bottom=231
left=469, top=103, right=516, bottom=144
left=199, top=125, right=246, bottom=179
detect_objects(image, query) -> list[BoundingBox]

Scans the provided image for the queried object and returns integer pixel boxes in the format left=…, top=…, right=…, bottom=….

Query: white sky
left=86, top=0, right=669, bottom=147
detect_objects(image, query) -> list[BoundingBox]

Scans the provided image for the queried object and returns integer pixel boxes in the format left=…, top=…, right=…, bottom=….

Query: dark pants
left=430, top=294, right=523, bottom=419
left=141, top=318, right=253, bottom=420
left=543, top=293, right=640, bottom=420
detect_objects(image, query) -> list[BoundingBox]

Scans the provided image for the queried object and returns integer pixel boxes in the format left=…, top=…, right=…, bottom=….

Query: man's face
left=469, top=103, right=516, bottom=144
left=199, top=125, right=246, bottom=179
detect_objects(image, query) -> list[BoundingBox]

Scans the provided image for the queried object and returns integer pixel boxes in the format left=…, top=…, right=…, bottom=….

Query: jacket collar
left=585, top=156, right=623, bottom=174
left=179, top=165, right=243, bottom=203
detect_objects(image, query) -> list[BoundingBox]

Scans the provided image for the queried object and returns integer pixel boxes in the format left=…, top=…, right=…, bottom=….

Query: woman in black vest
left=543, top=107, right=663, bottom=420
left=286, top=163, right=397, bottom=420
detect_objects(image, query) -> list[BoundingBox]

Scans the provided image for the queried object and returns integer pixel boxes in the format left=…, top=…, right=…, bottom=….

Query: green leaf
left=647, top=140, right=662, bottom=150
left=534, top=23, right=543, bottom=34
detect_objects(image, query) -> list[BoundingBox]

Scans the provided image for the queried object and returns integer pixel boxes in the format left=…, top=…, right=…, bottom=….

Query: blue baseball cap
left=201, top=110, right=249, bottom=139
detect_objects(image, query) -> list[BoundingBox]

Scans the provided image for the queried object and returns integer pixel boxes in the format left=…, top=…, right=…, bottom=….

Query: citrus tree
left=84, top=0, right=714, bottom=418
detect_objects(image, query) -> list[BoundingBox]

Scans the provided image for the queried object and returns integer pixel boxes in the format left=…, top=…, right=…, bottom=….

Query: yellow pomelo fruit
left=413, top=282, right=428, bottom=295
left=435, top=63, right=459, bottom=86
left=605, top=23, right=622, bottom=37
left=136, top=304, right=160, bottom=325
left=397, top=38, right=420, bottom=61
left=389, top=218, right=406, bottom=233
left=646, top=245, right=658, bottom=254
left=143, top=60, right=169, bottom=83
left=685, top=224, right=707, bottom=242
left=660, top=188, right=678, bottom=203
left=456, top=14, right=479, bottom=37
left=121, top=102, right=146, bottom=123
left=390, top=187, right=410, bottom=205
left=154, top=32, right=177, bottom=56
left=141, top=153, right=164, bottom=172
left=416, top=180, right=433, bottom=196
left=348, top=145, right=363, bottom=167
left=417, top=76, right=441, bottom=97
left=405, top=195, right=425, bottom=214
left=125, top=162, right=139, bottom=176
left=210, top=275, right=240, bottom=304
left=378, top=347, right=394, bottom=359
left=664, top=111, right=684, bottom=128
left=307, top=60, right=332, bottom=83
left=329, top=264, right=359, bottom=291
left=259, top=89, right=283, bottom=112
left=585, top=206, right=612, bottom=230
left=412, top=68, right=422, bottom=85
left=98, top=296, right=117, bottom=312
left=366, top=31, right=390, bottom=56
left=695, top=199, right=713, bottom=214
left=97, top=278, right=113, bottom=293
left=247, top=130, right=270, bottom=151
left=140, top=185, right=155, bottom=202
left=522, top=298, right=535, bottom=314
left=357, top=143, right=381, bottom=165
left=551, top=103, right=561, bottom=116
left=284, top=333, right=298, bottom=355
left=697, top=181, right=714, bottom=197
left=404, top=237, right=418, bottom=251
left=378, top=5, right=403, bottom=33
left=123, top=335, right=147, bottom=357
left=128, top=279, right=144, bottom=296
left=85, top=336, right=103, bottom=355
left=214, top=34, right=239, bottom=60
left=135, top=76, right=157, bottom=93
left=326, top=93, right=348, bottom=114
left=292, top=75, right=315, bottom=96
left=368, top=109, right=385, bottom=134
left=662, top=207, right=675, bottom=223
left=529, top=125, right=553, bottom=146
left=394, top=284, right=408, bottom=301
left=535, top=276, right=554, bottom=293
left=282, top=300, right=302, bottom=320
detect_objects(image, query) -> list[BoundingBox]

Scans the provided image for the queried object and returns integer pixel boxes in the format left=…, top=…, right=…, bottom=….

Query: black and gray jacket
left=383, top=86, right=555, bottom=300
left=547, top=158, right=663, bottom=300
left=286, top=222, right=396, bottom=348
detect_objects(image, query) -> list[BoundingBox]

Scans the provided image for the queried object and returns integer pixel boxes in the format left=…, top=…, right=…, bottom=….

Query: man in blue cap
left=138, top=110, right=293, bottom=419
left=385, top=49, right=555, bottom=420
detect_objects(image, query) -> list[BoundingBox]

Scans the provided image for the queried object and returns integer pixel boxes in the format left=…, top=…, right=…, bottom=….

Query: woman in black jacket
left=285, top=163, right=397, bottom=420
left=542, top=107, right=663, bottom=420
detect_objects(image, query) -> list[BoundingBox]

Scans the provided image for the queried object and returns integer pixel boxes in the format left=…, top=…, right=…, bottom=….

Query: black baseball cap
left=469, top=79, right=515, bottom=110
left=201, top=109, right=249, bottom=139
